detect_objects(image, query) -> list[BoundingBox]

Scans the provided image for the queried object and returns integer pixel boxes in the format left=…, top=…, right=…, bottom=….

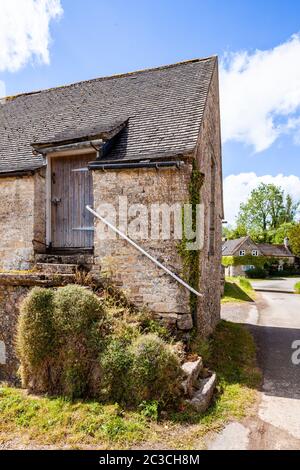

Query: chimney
left=284, top=237, right=289, bottom=249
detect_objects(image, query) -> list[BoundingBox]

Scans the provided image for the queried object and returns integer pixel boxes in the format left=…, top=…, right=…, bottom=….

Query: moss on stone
left=177, top=161, right=204, bottom=326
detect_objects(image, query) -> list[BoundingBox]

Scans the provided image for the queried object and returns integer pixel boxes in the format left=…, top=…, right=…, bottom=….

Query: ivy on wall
left=178, top=161, right=204, bottom=326
left=222, top=255, right=285, bottom=268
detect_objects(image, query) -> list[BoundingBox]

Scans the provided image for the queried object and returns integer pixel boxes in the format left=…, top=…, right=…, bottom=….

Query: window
left=239, top=250, right=245, bottom=256
left=242, top=265, right=255, bottom=272
left=252, top=250, right=258, bottom=256
left=278, top=264, right=284, bottom=271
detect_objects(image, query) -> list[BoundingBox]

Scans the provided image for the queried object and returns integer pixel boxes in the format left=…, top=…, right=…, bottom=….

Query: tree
left=267, top=222, right=295, bottom=244
left=289, top=224, right=300, bottom=256
left=222, top=225, right=247, bottom=240
left=284, top=194, right=299, bottom=223
left=236, top=183, right=299, bottom=241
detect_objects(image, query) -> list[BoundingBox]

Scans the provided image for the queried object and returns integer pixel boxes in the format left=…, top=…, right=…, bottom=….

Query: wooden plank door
left=51, top=154, right=94, bottom=249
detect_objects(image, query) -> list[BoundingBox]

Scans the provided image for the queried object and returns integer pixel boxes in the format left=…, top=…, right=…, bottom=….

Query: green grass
left=0, top=390, right=149, bottom=449
left=294, top=281, right=300, bottom=294
left=172, top=321, right=261, bottom=430
left=222, top=277, right=255, bottom=303
left=0, top=321, right=260, bottom=449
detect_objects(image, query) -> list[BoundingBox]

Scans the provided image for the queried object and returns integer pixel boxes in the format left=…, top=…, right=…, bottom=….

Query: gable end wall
left=195, top=60, right=223, bottom=336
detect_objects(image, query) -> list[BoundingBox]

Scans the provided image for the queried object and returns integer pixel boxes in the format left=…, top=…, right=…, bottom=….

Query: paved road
left=209, top=277, right=300, bottom=450
left=251, top=277, right=298, bottom=294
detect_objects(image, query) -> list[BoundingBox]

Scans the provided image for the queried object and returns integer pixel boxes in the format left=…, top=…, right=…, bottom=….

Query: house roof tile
left=0, top=57, right=216, bottom=174
left=222, top=237, right=250, bottom=256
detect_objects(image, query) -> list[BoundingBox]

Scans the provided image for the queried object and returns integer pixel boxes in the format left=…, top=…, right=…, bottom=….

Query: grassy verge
left=0, top=321, right=260, bottom=449
left=222, top=277, right=255, bottom=304
left=294, top=281, right=300, bottom=294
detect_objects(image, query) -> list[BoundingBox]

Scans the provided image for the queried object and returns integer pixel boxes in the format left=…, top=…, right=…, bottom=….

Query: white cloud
left=0, top=0, right=62, bottom=96
left=220, top=34, right=300, bottom=152
left=224, top=173, right=300, bottom=226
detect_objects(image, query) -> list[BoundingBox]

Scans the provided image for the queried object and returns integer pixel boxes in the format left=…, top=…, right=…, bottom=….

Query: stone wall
left=92, top=164, right=193, bottom=332
left=0, top=285, right=29, bottom=381
left=0, top=169, right=45, bottom=270
left=194, top=61, right=223, bottom=336
left=92, top=61, right=223, bottom=336
left=33, top=168, right=47, bottom=254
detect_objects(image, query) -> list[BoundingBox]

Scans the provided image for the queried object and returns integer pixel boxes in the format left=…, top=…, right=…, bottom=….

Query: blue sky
left=1, top=0, right=300, bottom=224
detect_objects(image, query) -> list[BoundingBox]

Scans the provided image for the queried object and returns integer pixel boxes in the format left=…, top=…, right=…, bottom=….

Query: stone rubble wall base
left=0, top=284, right=30, bottom=382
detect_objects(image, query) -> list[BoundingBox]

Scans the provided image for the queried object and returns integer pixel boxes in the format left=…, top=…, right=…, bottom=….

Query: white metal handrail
left=86, top=205, right=202, bottom=297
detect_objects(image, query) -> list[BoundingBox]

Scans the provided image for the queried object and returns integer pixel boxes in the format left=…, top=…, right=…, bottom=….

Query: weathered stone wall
left=92, top=165, right=193, bottom=332
left=92, top=61, right=223, bottom=336
left=0, top=285, right=29, bottom=381
left=0, top=169, right=45, bottom=270
left=33, top=168, right=47, bottom=254
left=194, top=60, right=223, bottom=336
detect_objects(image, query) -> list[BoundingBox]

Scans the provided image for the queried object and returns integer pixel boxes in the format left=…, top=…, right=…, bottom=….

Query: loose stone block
left=181, top=357, right=203, bottom=397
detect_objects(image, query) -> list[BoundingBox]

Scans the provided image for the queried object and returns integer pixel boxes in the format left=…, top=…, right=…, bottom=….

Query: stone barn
left=0, top=57, right=223, bottom=378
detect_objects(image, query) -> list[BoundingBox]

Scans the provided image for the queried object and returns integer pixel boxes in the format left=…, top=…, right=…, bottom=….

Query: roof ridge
left=1, top=56, right=217, bottom=102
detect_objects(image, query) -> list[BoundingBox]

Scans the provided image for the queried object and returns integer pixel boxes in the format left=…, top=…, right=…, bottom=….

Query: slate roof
left=0, top=57, right=217, bottom=174
left=259, top=243, right=294, bottom=258
left=222, top=236, right=294, bottom=257
left=222, top=237, right=250, bottom=256
left=32, top=119, right=129, bottom=149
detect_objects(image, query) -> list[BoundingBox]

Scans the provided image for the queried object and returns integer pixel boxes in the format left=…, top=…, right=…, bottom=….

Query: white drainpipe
left=86, top=205, right=202, bottom=298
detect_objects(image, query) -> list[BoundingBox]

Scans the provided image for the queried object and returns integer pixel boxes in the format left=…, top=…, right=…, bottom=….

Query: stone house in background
left=222, top=235, right=295, bottom=277
left=0, top=57, right=223, bottom=378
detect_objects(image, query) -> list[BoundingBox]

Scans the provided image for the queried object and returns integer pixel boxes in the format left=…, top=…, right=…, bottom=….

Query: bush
left=245, top=267, right=267, bottom=279
left=17, top=286, right=183, bottom=408
left=53, top=285, right=105, bottom=335
left=17, top=288, right=56, bottom=367
left=17, top=285, right=107, bottom=396
left=129, top=334, right=182, bottom=406
left=100, top=338, right=133, bottom=403
left=16, top=288, right=57, bottom=389
left=295, top=282, right=300, bottom=294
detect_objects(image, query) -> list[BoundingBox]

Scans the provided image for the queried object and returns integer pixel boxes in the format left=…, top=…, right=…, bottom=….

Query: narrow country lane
left=209, top=277, right=300, bottom=450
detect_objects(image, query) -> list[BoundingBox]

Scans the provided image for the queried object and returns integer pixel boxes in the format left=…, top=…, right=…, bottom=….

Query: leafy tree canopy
left=289, top=224, right=300, bottom=257
left=223, top=183, right=299, bottom=244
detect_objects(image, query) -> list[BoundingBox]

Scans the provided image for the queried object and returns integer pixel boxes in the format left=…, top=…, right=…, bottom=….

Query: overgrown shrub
left=245, top=267, right=267, bottom=279
left=129, top=334, right=182, bottom=406
left=100, top=338, right=133, bottom=403
left=53, top=285, right=105, bottom=335
left=17, top=285, right=107, bottom=396
left=295, top=282, right=300, bottom=294
left=16, top=288, right=56, bottom=390
left=17, top=285, right=183, bottom=408
left=17, top=287, right=55, bottom=366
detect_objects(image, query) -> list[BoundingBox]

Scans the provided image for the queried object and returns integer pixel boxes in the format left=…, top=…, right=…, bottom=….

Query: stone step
left=35, top=263, right=78, bottom=274
left=0, top=272, right=76, bottom=287
left=181, top=357, right=203, bottom=398
left=35, top=253, right=94, bottom=266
